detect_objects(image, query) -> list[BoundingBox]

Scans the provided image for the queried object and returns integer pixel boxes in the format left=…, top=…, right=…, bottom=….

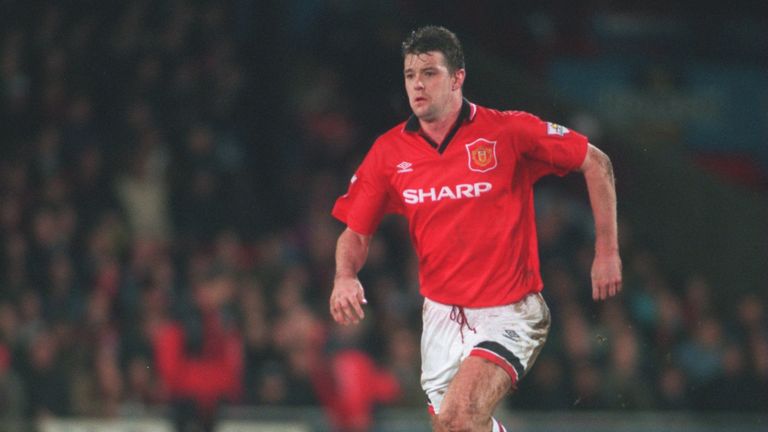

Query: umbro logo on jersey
left=396, top=161, right=413, bottom=173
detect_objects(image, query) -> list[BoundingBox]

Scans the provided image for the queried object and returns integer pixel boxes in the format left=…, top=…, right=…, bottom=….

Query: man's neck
left=419, top=96, right=463, bottom=144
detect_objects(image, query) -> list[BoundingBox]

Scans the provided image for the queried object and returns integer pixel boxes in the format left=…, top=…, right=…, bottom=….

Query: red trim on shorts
left=495, top=418, right=507, bottom=432
left=470, top=348, right=519, bottom=385
left=427, top=404, right=436, bottom=417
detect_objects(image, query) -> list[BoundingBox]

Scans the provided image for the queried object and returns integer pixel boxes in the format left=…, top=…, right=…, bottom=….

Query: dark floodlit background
left=0, top=1, right=766, bottom=431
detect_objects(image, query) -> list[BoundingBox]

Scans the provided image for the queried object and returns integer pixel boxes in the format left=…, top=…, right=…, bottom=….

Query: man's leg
left=434, top=356, right=512, bottom=432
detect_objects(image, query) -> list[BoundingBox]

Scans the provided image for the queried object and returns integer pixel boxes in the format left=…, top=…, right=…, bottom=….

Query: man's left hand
left=591, top=252, right=622, bottom=301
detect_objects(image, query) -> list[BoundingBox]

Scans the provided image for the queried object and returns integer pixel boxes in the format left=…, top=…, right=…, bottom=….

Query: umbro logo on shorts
left=396, top=161, right=413, bottom=173
left=503, top=329, right=520, bottom=342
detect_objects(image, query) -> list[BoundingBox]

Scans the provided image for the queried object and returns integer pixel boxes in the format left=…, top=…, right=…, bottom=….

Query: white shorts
left=421, top=293, right=551, bottom=413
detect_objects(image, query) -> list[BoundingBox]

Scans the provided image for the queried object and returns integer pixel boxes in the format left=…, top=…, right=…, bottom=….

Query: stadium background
left=0, top=1, right=766, bottom=431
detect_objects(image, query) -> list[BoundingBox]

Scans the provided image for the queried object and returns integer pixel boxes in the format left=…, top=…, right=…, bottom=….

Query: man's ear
left=452, top=68, right=466, bottom=91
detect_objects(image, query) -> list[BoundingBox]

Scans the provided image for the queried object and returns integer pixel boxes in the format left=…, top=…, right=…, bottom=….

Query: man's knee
left=436, top=405, right=490, bottom=432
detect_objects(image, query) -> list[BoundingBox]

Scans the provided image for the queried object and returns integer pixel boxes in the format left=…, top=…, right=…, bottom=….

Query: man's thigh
left=434, top=356, right=512, bottom=431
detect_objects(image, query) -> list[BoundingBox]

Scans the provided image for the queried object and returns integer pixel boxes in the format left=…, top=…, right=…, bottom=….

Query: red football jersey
left=332, top=101, right=588, bottom=307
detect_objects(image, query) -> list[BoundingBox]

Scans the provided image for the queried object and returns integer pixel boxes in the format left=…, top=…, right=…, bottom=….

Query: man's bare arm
left=579, top=144, right=622, bottom=300
left=330, top=227, right=371, bottom=325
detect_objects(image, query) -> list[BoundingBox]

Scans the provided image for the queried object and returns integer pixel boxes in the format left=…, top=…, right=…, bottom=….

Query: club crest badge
left=465, top=139, right=498, bottom=173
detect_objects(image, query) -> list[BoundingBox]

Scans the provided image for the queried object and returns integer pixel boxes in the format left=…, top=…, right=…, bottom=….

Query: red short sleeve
left=514, top=113, right=588, bottom=177
left=332, top=142, right=399, bottom=235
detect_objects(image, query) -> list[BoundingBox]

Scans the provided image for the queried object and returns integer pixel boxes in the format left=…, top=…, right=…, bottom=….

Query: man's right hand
left=330, top=276, right=367, bottom=325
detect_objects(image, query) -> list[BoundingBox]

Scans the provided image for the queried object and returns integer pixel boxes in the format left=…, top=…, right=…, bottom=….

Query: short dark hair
left=401, top=26, right=465, bottom=72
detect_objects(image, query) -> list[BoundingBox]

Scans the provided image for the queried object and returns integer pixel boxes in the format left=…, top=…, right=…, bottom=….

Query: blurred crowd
left=0, top=1, right=766, bottom=431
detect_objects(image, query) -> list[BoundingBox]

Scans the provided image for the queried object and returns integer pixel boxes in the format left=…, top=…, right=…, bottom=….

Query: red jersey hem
left=423, top=285, right=542, bottom=308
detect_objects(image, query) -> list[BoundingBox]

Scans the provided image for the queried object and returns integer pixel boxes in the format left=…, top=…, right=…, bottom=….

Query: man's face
left=404, top=51, right=463, bottom=123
